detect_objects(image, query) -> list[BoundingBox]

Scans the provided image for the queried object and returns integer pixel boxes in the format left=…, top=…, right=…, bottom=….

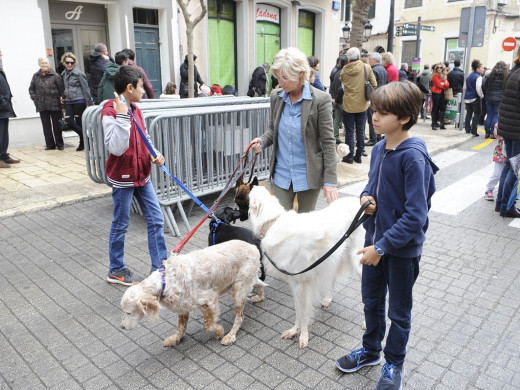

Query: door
left=134, top=26, right=162, bottom=97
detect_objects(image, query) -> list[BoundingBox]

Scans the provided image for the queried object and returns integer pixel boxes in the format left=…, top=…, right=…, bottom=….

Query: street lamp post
left=341, top=23, right=351, bottom=53
left=363, top=21, right=373, bottom=42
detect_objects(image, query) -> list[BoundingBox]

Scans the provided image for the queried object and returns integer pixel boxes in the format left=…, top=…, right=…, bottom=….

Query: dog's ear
left=251, top=177, right=259, bottom=187
left=137, top=293, right=160, bottom=322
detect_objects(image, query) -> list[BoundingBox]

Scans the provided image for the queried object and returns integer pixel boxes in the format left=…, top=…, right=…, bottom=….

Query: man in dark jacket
left=329, top=56, right=348, bottom=144
left=330, top=56, right=342, bottom=87
left=447, top=59, right=464, bottom=95
left=122, top=48, right=155, bottom=99
left=0, top=49, right=20, bottom=168
left=89, top=43, right=113, bottom=104
left=366, top=53, right=388, bottom=145
left=247, top=63, right=270, bottom=97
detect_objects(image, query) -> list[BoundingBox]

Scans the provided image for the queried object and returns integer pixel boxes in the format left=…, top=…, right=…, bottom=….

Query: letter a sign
left=502, top=37, right=517, bottom=52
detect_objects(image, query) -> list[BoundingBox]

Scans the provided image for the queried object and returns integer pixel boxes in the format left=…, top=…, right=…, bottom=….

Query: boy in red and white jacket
left=102, top=66, right=167, bottom=286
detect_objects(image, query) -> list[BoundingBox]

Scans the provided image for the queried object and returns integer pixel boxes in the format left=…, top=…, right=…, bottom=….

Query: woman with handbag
left=61, top=52, right=93, bottom=151
left=430, top=63, right=450, bottom=130
left=29, top=57, right=65, bottom=150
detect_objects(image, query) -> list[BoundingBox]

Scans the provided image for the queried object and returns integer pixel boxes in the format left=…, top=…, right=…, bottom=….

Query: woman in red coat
left=430, top=63, right=450, bottom=130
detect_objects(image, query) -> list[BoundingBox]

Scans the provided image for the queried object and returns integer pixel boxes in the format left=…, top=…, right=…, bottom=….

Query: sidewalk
left=0, top=120, right=472, bottom=217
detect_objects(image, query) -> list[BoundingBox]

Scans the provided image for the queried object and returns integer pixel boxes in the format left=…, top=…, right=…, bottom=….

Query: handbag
left=58, top=115, right=71, bottom=132
left=364, top=65, right=374, bottom=101
left=335, top=84, right=344, bottom=105
left=444, top=87, right=454, bottom=101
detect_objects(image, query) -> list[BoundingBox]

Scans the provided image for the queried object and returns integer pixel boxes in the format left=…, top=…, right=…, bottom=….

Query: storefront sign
left=65, top=5, right=83, bottom=21
left=49, top=1, right=106, bottom=24
left=256, top=4, right=279, bottom=24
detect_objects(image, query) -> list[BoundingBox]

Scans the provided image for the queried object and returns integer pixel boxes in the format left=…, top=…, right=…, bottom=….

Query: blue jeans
left=496, top=138, right=520, bottom=213
left=342, top=110, right=367, bottom=157
left=485, top=101, right=500, bottom=135
left=362, top=254, right=420, bottom=366
left=109, top=181, right=168, bottom=273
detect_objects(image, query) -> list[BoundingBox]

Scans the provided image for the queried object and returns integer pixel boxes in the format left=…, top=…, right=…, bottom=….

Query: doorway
left=134, top=27, right=162, bottom=97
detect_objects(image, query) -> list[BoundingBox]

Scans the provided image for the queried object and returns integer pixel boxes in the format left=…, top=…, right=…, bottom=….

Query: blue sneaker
left=375, top=363, right=404, bottom=390
left=336, top=347, right=382, bottom=373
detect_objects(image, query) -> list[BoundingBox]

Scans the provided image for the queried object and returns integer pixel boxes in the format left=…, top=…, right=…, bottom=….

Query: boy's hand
left=357, top=245, right=381, bottom=266
left=361, top=195, right=377, bottom=215
left=250, top=138, right=262, bottom=154
left=151, top=153, right=165, bottom=166
left=113, top=92, right=128, bottom=115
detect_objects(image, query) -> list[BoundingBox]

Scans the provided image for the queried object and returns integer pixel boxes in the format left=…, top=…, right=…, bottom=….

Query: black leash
left=263, top=200, right=372, bottom=276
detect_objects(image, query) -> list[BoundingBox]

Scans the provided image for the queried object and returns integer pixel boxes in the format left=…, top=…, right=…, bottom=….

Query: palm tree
left=350, top=0, right=376, bottom=48
left=178, top=0, right=207, bottom=98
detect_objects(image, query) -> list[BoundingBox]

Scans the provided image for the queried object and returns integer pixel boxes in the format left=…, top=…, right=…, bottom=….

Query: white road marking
left=431, top=163, right=493, bottom=215
left=433, top=150, right=476, bottom=169
left=339, top=180, right=368, bottom=196
left=509, top=218, right=520, bottom=228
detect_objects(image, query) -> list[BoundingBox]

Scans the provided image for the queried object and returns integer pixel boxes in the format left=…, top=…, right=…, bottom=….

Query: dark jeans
left=40, top=110, right=64, bottom=149
left=65, top=102, right=86, bottom=146
left=342, top=110, right=367, bottom=157
left=367, top=107, right=380, bottom=143
left=485, top=101, right=500, bottom=135
left=496, top=138, right=520, bottom=213
left=431, top=92, right=446, bottom=128
left=464, top=99, right=481, bottom=134
left=0, top=118, right=10, bottom=160
left=362, top=254, right=420, bottom=366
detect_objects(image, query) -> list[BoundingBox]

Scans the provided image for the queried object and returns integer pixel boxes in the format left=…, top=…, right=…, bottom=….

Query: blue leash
left=121, top=97, right=210, bottom=213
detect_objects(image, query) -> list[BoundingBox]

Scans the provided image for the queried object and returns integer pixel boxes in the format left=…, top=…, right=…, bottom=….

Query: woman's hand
left=360, top=195, right=377, bottom=215
left=151, top=153, right=165, bottom=166
left=323, top=185, right=338, bottom=204
left=250, top=138, right=262, bottom=154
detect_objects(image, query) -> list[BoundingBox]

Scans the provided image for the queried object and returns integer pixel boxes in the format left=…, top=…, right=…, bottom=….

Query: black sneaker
left=336, top=348, right=381, bottom=373
left=375, top=363, right=404, bottom=390
left=107, top=268, right=143, bottom=286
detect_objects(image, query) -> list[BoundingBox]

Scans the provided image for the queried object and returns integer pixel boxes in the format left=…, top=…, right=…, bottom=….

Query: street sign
left=403, top=23, right=416, bottom=29
left=458, top=6, right=487, bottom=47
left=502, top=37, right=517, bottom=52
left=421, top=25, right=435, bottom=31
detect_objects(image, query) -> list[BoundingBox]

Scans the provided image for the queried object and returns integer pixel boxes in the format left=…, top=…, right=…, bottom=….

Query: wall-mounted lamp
left=342, top=23, right=351, bottom=43
left=364, top=21, right=373, bottom=41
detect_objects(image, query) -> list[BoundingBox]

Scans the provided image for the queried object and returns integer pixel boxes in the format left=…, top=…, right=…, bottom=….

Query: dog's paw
left=298, top=335, right=309, bottom=349
left=164, top=334, right=182, bottom=347
left=214, top=325, right=225, bottom=339
left=221, top=334, right=236, bottom=346
left=251, top=294, right=265, bottom=303
left=321, top=297, right=332, bottom=308
left=281, top=328, right=298, bottom=339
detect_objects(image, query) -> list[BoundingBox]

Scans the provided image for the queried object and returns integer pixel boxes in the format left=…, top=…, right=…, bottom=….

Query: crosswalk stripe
left=433, top=149, right=476, bottom=169
left=509, top=218, right=520, bottom=228
left=431, top=163, right=493, bottom=215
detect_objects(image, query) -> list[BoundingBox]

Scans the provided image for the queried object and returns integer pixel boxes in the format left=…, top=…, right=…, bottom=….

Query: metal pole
left=387, top=0, right=395, bottom=52
left=414, top=16, right=421, bottom=83
left=458, top=5, right=475, bottom=130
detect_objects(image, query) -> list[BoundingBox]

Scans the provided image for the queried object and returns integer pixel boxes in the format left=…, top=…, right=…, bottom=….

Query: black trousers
left=65, top=102, right=86, bottom=145
left=40, top=110, right=64, bottom=149
left=431, top=92, right=446, bottom=128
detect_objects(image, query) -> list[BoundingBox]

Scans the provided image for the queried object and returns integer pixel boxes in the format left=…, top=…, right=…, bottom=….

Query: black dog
left=208, top=206, right=265, bottom=281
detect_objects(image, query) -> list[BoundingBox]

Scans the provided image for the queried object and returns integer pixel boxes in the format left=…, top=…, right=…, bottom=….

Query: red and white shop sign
left=256, top=4, right=279, bottom=24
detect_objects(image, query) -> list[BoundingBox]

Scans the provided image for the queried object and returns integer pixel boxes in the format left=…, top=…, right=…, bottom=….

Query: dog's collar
left=159, top=265, right=166, bottom=299
left=258, top=216, right=279, bottom=239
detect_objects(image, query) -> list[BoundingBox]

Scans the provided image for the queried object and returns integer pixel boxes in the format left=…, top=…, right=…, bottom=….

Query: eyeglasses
left=65, top=61, right=75, bottom=65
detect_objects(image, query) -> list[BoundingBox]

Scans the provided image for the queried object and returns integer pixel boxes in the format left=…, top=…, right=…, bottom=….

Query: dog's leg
left=297, top=284, right=314, bottom=349
left=222, top=281, right=251, bottom=345
left=282, top=281, right=302, bottom=342
left=251, top=279, right=266, bottom=303
left=202, top=300, right=224, bottom=340
left=164, top=313, right=190, bottom=347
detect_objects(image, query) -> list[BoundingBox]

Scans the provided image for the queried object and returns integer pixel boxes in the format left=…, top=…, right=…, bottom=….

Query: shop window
left=133, top=8, right=158, bottom=25
left=208, top=0, right=236, bottom=88
left=401, top=40, right=417, bottom=68
left=445, top=38, right=464, bottom=67
left=404, top=0, right=422, bottom=8
left=298, top=10, right=315, bottom=58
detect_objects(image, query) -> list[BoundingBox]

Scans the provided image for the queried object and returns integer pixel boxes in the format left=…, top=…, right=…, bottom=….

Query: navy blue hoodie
left=361, top=137, right=439, bottom=258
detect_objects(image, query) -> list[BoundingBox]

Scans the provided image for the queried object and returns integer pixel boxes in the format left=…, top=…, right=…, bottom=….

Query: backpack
left=210, top=84, right=223, bottom=96
left=222, top=85, right=238, bottom=96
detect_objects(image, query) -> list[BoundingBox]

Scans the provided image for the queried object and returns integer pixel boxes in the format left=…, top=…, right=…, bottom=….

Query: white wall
left=1, top=0, right=47, bottom=119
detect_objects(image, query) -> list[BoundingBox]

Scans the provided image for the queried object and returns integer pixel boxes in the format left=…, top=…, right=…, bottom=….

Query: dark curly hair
left=471, top=59, right=482, bottom=72
left=488, top=61, right=508, bottom=80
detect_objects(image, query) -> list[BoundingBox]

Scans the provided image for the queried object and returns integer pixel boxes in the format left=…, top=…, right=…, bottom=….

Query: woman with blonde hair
left=29, top=57, right=65, bottom=150
left=61, top=52, right=93, bottom=151
left=430, top=62, right=450, bottom=130
left=250, top=47, right=338, bottom=213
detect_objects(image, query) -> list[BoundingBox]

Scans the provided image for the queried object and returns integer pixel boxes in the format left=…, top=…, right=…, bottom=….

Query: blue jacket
left=464, top=72, right=480, bottom=100
left=361, top=137, right=439, bottom=258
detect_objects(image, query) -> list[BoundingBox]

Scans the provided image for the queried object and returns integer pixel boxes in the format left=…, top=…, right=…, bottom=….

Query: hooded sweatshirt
left=97, top=62, right=120, bottom=103
left=361, top=137, right=439, bottom=258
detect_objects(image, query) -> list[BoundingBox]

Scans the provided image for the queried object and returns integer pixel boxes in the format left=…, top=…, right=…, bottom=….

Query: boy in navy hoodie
left=336, top=81, right=438, bottom=390
left=102, top=66, right=168, bottom=286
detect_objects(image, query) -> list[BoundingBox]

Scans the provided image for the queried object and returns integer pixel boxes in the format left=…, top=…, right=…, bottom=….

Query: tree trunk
left=178, top=0, right=207, bottom=98
left=350, top=0, right=375, bottom=49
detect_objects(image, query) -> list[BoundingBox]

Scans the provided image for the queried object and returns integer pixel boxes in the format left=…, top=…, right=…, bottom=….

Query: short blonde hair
left=61, top=52, right=77, bottom=65
left=271, top=47, right=310, bottom=84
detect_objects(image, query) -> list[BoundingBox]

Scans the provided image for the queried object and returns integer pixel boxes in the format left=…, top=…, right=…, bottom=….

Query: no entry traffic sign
left=503, top=37, right=517, bottom=52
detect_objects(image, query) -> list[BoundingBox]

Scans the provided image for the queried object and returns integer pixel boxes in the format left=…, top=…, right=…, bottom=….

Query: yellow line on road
left=472, top=128, right=494, bottom=150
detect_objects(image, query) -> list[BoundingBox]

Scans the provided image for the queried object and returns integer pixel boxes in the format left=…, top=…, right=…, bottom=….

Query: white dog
left=248, top=186, right=364, bottom=348
left=120, top=240, right=266, bottom=346
left=336, top=143, right=349, bottom=163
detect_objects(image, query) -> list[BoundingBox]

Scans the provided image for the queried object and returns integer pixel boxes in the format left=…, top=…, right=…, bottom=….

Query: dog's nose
left=120, top=324, right=125, bottom=329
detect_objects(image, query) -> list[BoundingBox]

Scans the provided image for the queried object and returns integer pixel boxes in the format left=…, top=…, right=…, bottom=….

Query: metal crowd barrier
left=81, top=97, right=271, bottom=236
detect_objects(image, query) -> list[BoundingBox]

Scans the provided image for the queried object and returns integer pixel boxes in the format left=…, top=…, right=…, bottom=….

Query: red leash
left=171, top=143, right=259, bottom=255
